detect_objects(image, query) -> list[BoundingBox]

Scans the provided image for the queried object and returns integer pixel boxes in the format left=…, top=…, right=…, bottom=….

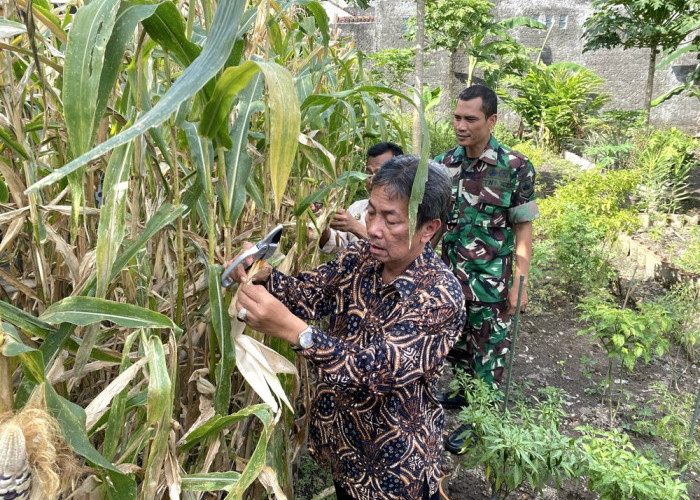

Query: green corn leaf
left=1, top=323, right=45, bottom=385
left=81, top=203, right=186, bottom=296
left=181, top=472, right=242, bottom=492
left=62, top=0, right=120, bottom=158
left=257, top=61, right=301, bottom=211
left=225, top=74, right=264, bottom=226
left=145, top=335, right=171, bottom=425
left=226, top=404, right=276, bottom=499
left=198, top=60, right=299, bottom=212
left=0, top=127, right=29, bottom=160
left=95, top=143, right=132, bottom=298
left=25, top=0, right=248, bottom=194
left=179, top=404, right=271, bottom=452
left=40, top=297, right=180, bottom=332
left=209, top=263, right=234, bottom=415
left=293, top=170, right=369, bottom=216
left=44, top=383, right=136, bottom=498
left=141, top=1, right=202, bottom=75
left=0, top=299, right=57, bottom=339
left=198, top=60, right=261, bottom=147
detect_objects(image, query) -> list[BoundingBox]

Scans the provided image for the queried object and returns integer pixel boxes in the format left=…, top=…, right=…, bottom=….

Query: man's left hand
left=507, top=283, right=528, bottom=316
left=235, top=284, right=307, bottom=344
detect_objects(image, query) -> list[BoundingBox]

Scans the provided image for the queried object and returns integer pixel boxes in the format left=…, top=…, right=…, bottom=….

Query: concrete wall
left=331, top=0, right=699, bottom=130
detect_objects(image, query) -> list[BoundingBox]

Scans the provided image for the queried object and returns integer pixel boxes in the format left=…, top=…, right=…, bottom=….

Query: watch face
left=299, top=329, right=314, bottom=349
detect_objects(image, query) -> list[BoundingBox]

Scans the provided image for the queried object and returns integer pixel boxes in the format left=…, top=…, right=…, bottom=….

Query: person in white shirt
left=319, top=142, right=404, bottom=253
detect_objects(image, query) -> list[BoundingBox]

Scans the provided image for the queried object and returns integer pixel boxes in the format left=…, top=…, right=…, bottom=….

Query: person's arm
left=507, top=220, right=533, bottom=315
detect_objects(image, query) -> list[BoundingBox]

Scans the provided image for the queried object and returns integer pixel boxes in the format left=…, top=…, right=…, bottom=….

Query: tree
left=583, top=0, right=700, bottom=122
left=413, top=0, right=543, bottom=98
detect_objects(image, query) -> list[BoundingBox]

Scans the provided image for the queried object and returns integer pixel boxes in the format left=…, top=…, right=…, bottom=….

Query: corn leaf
left=1, top=323, right=45, bottom=385
left=25, top=0, right=248, bottom=194
left=178, top=404, right=272, bottom=452
left=44, top=383, right=137, bottom=498
left=62, top=0, right=120, bottom=158
left=40, top=297, right=180, bottom=331
left=225, top=74, right=264, bottom=226
left=181, top=472, right=242, bottom=492
left=209, top=263, right=234, bottom=414
left=95, top=143, right=132, bottom=298
left=257, top=61, right=301, bottom=211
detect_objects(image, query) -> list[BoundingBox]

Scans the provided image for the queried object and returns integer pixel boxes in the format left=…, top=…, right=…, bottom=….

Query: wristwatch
left=292, top=325, right=315, bottom=351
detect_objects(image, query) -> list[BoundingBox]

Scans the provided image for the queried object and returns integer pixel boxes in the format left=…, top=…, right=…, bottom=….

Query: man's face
left=365, top=150, right=395, bottom=191
left=365, top=185, right=433, bottom=275
left=453, top=98, right=497, bottom=156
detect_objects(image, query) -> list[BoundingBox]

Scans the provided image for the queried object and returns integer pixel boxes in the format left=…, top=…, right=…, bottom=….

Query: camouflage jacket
left=435, top=135, right=539, bottom=302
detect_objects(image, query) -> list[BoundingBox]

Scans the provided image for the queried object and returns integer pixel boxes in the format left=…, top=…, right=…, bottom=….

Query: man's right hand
left=330, top=207, right=366, bottom=238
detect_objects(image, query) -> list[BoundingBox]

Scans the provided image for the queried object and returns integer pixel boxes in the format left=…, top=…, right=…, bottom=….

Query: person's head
left=453, top=85, right=498, bottom=157
left=365, top=142, right=404, bottom=191
left=366, top=155, right=450, bottom=276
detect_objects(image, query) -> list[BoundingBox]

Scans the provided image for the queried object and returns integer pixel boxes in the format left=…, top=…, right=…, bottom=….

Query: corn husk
left=228, top=261, right=298, bottom=413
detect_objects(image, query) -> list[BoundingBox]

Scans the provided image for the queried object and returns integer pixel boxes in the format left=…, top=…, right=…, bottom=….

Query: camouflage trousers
left=448, top=300, right=511, bottom=389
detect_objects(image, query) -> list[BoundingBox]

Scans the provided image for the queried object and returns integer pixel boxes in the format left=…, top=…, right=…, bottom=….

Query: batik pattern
left=267, top=241, right=465, bottom=499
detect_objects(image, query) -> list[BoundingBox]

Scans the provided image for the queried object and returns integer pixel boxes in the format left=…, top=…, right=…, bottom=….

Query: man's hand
left=235, top=284, right=307, bottom=344
left=330, top=207, right=366, bottom=239
left=507, top=279, right=528, bottom=316
left=224, top=242, right=272, bottom=284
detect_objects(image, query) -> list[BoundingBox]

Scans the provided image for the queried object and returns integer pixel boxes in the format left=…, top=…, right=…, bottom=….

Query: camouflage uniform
left=435, top=135, right=539, bottom=387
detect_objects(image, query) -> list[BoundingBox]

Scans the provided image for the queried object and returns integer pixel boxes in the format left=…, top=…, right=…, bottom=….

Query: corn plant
left=0, top=0, right=430, bottom=498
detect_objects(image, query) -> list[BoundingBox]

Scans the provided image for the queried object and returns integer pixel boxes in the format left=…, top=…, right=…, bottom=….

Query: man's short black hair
left=367, top=142, right=404, bottom=159
left=458, top=85, right=498, bottom=118
left=372, top=155, right=451, bottom=228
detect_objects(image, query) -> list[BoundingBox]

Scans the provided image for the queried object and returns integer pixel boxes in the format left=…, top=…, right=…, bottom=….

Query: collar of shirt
left=448, top=134, right=500, bottom=167
left=365, top=243, right=436, bottom=301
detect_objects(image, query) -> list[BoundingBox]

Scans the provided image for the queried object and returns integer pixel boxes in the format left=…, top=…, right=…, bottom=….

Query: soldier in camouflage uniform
left=435, top=85, right=539, bottom=454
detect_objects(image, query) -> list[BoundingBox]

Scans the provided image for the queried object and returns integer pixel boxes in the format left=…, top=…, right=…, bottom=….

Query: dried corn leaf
left=228, top=260, right=298, bottom=414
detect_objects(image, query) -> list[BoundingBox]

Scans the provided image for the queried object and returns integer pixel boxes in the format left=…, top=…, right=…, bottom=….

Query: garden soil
left=440, top=298, right=699, bottom=499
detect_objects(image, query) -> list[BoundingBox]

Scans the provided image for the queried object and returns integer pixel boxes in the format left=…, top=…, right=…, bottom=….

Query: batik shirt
left=267, top=240, right=465, bottom=499
left=435, top=135, right=539, bottom=303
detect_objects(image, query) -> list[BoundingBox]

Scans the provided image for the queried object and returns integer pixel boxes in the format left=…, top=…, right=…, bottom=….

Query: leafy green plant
left=454, top=375, right=581, bottom=500
left=670, top=226, right=700, bottom=276
left=582, top=110, right=647, bottom=168
left=534, top=204, right=614, bottom=294
left=650, top=383, right=700, bottom=475
left=577, top=426, right=690, bottom=499
left=632, top=128, right=699, bottom=214
left=577, top=295, right=671, bottom=424
left=368, top=48, right=416, bottom=89
left=500, top=62, right=611, bottom=152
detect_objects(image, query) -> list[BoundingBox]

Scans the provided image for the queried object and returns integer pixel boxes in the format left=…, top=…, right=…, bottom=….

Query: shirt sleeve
left=508, top=155, right=540, bottom=224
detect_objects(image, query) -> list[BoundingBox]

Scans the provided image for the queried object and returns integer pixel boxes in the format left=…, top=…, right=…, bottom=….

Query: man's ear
left=488, top=113, right=498, bottom=132
left=420, top=218, right=442, bottom=243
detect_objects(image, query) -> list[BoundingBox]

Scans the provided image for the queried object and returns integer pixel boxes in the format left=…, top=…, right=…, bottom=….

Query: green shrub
left=576, top=426, right=689, bottom=500
left=671, top=225, right=700, bottom=276
left=651, top=382, right=700, bottom=475
left=534, top=203, right=615, bottom=293
left=500, top=62, right=610, bottom=153
left=582, top=110, right=647, bottom=169
left=632, top=128, right=699, bottom=214
left=454, top=376, right=581, bottom=500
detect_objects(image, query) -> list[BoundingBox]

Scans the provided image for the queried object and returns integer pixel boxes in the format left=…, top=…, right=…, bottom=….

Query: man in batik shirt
left=229, top=156, right=466, bottom=500
left=434, top=85, right=539, bottom=454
